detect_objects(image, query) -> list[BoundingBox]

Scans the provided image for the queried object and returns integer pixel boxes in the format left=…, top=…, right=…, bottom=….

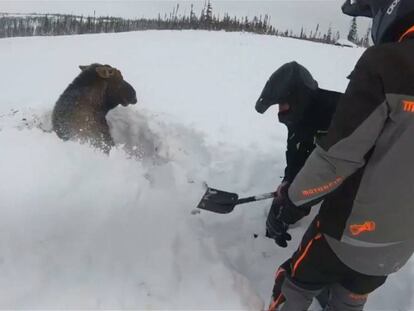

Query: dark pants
left=269, top=218, right=387, bottom=311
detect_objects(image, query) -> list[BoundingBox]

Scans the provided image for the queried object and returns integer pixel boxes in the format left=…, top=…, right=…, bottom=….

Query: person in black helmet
left=256, top=62, right=342, bottom=309
left=256, top=62, right=342, bottom=243
left=256, top=62, right=341, bottom=193
left=264, top=0, right=414, bottom=310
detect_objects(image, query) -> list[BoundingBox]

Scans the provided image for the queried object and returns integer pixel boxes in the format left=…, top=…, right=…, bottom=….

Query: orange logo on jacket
left=403, top=100, right=414, bottom=112
left=349, top=221, right=376, bottom=236
left=301, top=177, right=343, bottom=197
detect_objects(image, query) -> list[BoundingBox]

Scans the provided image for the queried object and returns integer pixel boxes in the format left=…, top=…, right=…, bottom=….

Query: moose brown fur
left=52, top=63, right=137, bottom=152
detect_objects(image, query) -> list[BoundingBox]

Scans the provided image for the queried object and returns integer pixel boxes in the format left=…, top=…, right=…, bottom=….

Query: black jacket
left=283, top=89, right=341, bottom=183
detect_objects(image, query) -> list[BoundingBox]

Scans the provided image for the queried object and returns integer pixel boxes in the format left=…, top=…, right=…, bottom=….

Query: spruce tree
left=326, top=25, right=332, bottom=44
left=363, top=26, right=371, bottom=47
left=335, top=31, right=341, bottom=42
left=313, top=23, right=319, bottom=39
left=206, top=0, right=213, bottom=26
left=347, top=17, right=358, bottom=43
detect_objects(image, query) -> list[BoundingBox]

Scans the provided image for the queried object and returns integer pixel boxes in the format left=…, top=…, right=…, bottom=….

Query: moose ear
left=79, top=65, right=89, bottom=71
left=96, top=66, right=115, bottom=79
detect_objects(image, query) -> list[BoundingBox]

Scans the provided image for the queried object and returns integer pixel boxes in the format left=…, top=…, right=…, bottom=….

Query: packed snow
left=335, top=38, right=358, bottom=48
left=0, top=30, right=413, bottom=310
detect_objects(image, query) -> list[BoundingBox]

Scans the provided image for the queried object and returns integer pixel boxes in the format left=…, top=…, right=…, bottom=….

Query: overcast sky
left=0, top=1, right=371, bottom=38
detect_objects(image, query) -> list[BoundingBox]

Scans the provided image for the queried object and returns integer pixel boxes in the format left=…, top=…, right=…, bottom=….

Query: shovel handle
left=236, top=192, right=277, bottom=205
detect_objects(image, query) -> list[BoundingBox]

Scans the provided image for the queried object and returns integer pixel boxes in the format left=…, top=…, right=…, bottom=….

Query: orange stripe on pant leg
left=268, top=293, right=285, bottom=311
left=292, top=233, right=321, bottom=277
left=274, top=267, right=285, bottom=281
left=268, top=267, right=286, bottom=311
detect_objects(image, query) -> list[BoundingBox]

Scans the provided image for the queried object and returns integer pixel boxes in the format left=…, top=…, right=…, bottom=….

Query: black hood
left=256, top=61, right=318, bottom=126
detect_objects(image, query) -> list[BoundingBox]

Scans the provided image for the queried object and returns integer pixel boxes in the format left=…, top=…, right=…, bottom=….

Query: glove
left=276, top=180, right=290, bottom=197
left=266, top=208, right=291, bottom=247
left=265, top=181, right=291, bottom=247
left=266, top=184, right=310, bottom=247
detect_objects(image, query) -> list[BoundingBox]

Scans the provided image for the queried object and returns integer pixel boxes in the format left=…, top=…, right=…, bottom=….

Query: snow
left=0, top=30, right=413, bottom=310
left=335, top=38, right=358, bottom=48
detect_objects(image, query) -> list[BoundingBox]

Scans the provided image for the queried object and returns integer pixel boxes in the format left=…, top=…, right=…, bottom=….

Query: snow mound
left=0, top=108, right=272, bottom=309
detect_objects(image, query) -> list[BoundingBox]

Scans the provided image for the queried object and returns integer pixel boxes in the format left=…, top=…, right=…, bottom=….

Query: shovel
left=196, top=186, right=277, bottom=214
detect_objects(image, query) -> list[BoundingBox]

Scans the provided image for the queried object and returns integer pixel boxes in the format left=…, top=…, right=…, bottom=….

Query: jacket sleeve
left=288, top=47, right=389, bottom=207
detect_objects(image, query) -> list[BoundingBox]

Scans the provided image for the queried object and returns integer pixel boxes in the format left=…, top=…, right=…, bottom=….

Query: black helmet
left=255, top=61, right=318, bottom=126
left=342, top=0, right=414, bottom=44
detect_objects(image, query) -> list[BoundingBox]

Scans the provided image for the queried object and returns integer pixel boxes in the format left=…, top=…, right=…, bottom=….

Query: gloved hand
left=276, top=180, right=290, bottom=197
left=266, top=208, right=291, bottom=247
left=266, top=184, right=310, bottom=247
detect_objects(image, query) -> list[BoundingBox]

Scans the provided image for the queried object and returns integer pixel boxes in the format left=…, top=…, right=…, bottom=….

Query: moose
left=52, top=63, right=137, bottom=153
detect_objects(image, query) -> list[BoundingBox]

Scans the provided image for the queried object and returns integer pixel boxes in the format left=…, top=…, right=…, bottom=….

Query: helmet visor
left=342, top=0, right=373, bottom=17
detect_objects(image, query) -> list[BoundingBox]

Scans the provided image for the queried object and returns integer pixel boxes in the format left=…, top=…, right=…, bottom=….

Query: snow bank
left=0, top=31, right=412, bottom=310
left=0, top=109, right=266, bottom=309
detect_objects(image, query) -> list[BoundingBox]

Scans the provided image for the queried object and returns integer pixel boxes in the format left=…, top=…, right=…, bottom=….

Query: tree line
left=0, top=1, right=368, bottom=47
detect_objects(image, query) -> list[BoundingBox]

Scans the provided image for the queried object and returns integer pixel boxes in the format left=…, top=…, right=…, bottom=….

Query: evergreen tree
left=199, top=4, right=205, bottom=26
left=326, top=25, right=333, bottom=44
left=206, top=0, right=213, bottom=26
left=335, top=31, right=341, bottom=42
left=0, top=4, right=346, bottom=45
left=190, top=4, right=196, bottom=27
left=362, top=26, right=371, bottom=47
left=313, top=23, right=319, bottom=39
left=347, top=17, right=358, bottom=43
left=42, top=15, right=50, bottom=35
left=263, top=14, right=269, bottom=33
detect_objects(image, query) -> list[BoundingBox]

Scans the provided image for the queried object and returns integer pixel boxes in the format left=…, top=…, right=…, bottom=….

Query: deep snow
left=0, top=30, right=413, bottom=310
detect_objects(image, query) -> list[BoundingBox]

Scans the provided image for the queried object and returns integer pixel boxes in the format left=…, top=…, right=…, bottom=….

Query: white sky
left=0, top=1, right=371, bottom=38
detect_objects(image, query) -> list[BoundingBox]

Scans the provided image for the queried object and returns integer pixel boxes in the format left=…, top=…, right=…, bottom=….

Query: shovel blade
left=196, top=187, right=239, bottom=214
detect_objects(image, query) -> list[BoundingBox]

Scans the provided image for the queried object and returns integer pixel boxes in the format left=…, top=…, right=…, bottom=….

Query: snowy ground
left=0, top=30, right=413, bottom=310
